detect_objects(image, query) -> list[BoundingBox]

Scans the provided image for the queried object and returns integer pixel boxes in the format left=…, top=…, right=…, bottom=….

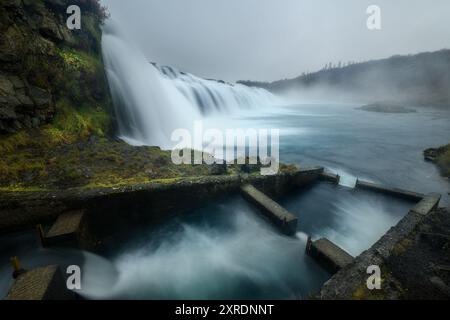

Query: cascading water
left=101, top=20, right=279, bottom=149
left=101, top=21, right=199, bottom=148
left=153, top=64, right=278, bottom=114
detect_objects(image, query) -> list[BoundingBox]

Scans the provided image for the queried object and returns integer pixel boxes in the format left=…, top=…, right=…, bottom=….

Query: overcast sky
left=101, top=0, right=450, bottom=82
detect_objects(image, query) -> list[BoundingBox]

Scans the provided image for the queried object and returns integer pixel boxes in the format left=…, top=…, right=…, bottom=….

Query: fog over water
left=2, top=102, right=447, bottom=299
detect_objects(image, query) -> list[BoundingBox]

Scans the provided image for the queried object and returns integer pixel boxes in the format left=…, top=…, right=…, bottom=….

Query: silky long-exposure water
left=2, top=18, right=450, bottom=299
left=1, top=103, right=448, bottom=299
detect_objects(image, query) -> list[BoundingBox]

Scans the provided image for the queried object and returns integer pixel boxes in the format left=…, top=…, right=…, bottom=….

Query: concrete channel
left=1, top=167, right=443, bottom=300
left=319, top=192, right=442, bottom=299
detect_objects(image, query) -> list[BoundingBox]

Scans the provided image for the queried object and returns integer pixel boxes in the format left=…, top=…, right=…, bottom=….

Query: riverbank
left=424, top=144, right=450, bottom=180
left=0, top=135, right=205, bottom=191
left=0, top=127, right=298, bottom=190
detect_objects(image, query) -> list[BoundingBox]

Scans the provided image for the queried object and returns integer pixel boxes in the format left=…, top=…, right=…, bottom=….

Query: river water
left=0, top=103, right=448, bottom=299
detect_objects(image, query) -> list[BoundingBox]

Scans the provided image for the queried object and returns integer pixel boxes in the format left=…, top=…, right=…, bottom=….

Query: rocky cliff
left=0, top=0, right=109, bottom=134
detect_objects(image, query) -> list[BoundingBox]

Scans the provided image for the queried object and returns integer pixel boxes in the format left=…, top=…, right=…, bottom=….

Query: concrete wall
left=0, top=168, right=323, bottom=238
left=355, top=179, right=425, bottom=201
left=319, top=193, right=441, bottom=299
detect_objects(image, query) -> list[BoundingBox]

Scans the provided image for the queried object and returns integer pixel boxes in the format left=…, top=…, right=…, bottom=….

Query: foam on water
left=78, top=199, right=329, bottom=300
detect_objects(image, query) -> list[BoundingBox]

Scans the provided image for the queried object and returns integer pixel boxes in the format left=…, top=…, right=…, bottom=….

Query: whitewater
left=101, top=20, right=279, bottom=149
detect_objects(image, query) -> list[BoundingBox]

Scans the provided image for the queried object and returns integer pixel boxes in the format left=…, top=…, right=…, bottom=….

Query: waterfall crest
left=153, top=64, right=278, bottom=114
left=101, top=20, right=278, bottom=148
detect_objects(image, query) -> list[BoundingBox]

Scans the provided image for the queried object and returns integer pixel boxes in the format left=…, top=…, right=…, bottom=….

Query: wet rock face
left=0, top=0, right=105, bottom=134
left=0, top=1, right=60, bottom=133
left=0, top=73, right=54, bottom=133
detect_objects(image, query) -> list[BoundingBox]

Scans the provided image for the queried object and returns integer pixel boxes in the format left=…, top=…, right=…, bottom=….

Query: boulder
left=16, top=94, right=35, bottom=108
left=0, top=106, right=17, bottom=119
left=8, top=75, right=25, bottom=89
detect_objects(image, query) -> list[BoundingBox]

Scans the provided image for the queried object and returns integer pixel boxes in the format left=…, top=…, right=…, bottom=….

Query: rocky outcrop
left=0, top=0, right=108, bottom=133
left=424, top=144, right=450, bottom=179
left=0, top=73, right=54, bottom=132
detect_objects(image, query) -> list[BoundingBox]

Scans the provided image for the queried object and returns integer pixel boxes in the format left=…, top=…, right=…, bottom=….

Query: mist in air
left=100, top=0, right=450, bottom=82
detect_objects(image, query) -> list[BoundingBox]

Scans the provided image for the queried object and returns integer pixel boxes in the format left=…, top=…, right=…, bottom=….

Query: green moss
left=0, top=152, right=47, bottom=183
left=0, top=186, right=48, bottom=193
left=58, top=48, right=100, bottom=73
left=352, top=283, right=387, bottom=300
left=82, top=177, right=183, bottom=190
left=0, top=131, right=32, bottom=154
left=436, top=145, right=450, bottom=178
left=280, top=163, right=299, bottom=173
left=0, top=0, right=117, bottom=189
left=41, top=98, right=110, bottom=145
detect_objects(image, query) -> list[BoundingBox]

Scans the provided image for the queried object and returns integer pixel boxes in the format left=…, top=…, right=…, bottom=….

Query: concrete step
left=410, top=193, right=441, bottom=216
left=5, top=265, right=74, bottom=300
left=306, top=237, right=354, bottom=274
left=43, top=210, right=85, bottom=248
left=320, top=171, right=340, bottom=184
left=240, top=184, right=298, bottom=235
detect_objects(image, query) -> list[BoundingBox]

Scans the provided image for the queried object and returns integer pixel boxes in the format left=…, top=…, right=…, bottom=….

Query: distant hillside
left=239, top=50, right=450, bottom=108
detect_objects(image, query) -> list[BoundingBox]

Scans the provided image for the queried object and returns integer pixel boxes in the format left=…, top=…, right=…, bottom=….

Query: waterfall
left=152, top=64, right=278, bottom=114
left=101, top=20, right=279, bottom=149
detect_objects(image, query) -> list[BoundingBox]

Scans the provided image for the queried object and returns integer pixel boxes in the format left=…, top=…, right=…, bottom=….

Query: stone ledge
left=355, top=179, right=425, bottom=201
left=241, top=184, right=298, bottom=235
left=319, top=171, right=340, bottom=184
left=5, top=265, right=74, bottom=300
left=0, top=168, right=324, bottom=234
left=410, top=193, right=441, bottom=215
left=306, top=238, right=354, bottom=274
left=43, top=210, right=85, bottom=248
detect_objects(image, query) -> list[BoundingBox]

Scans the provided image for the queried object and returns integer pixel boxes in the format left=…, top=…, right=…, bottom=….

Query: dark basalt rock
left=0, top=72, right=54, bottom=133
left=0, top=0, right=108, bottom=135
